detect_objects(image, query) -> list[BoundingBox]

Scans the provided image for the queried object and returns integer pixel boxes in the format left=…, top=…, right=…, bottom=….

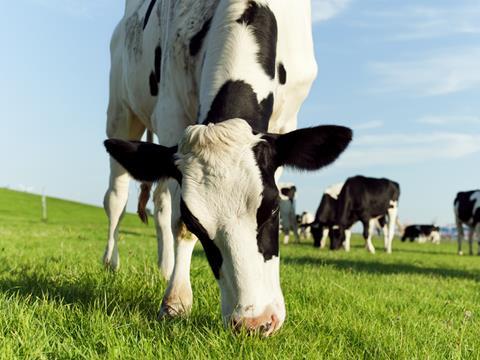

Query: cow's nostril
left=259, top=322, right=272, bottom=334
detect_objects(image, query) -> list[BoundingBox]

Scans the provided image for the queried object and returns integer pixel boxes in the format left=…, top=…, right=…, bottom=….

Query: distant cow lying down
left=401, top=225, right=441, bottom=244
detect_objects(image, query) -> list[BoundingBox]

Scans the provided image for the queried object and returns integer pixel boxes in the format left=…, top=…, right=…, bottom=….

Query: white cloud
left=311, top=0, right=351, bottom=23
left=418, top=115, right=480, bottom=126
left=362, top=3, right=480, bottom=40
left=338, top=132, right=480, bottom=168
left=370, top=47, right=480, bottom=96
left=30, top=0, right=110, bottom=18
left=352, top=121, right=383, bottom=130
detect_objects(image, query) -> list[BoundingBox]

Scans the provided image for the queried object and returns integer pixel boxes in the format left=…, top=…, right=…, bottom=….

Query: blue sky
left=1, top=0, right=479, bottom=226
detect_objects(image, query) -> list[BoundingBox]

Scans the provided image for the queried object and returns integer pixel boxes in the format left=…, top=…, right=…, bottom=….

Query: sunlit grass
left=1, top=188, right=479, bottom=359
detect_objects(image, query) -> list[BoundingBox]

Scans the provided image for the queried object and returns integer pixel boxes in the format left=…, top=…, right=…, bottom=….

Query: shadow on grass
left=0, top=268, right=219, bottom=331
left=282, top=255, right=480, bottom=282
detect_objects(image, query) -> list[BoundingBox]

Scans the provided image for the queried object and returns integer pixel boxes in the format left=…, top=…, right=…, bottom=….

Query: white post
left=41, top=188, right=47, bottom=222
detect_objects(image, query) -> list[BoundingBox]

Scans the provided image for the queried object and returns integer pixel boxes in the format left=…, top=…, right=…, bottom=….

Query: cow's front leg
left=456, top=216, right=464, bottom=255
left=319, top=228, right=329, bottom=248
left=343, top=228, right=352, bottom=252
left=160, top=235, right=197, bottom=317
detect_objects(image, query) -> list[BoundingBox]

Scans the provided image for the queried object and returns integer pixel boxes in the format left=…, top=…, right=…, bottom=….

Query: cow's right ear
left=104, top=139, right=181, bottom=183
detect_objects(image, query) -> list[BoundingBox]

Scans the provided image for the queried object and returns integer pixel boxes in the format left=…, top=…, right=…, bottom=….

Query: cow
left=401, top=225, right=441, bottom=244
left=329, top=176, right=400, bottom=254
left=298, top=211, right=314, bottom=239
left=454, top=190, right=480, bottom=255
left=279, top=184, right=298, bottom=244
left=310, top=182, right=344, bottom=248
left=102, top=0, right=352, bottom=335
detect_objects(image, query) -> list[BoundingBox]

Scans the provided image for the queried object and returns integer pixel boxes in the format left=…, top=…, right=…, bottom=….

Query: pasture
left=1, top=188, right=479, bottom=359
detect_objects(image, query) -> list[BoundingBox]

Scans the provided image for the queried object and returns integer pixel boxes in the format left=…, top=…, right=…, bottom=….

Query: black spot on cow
left=237, top=1, right=278, bottom=79
left=253, top=138, right=280, bottom=261
left=203, top=80, right=274, bottom=132
left=189, top=18, right=212, bottom=56
left=149, top=45, right=162, bottom=96
left=143, top=0, right=157, bottom=30
left=278, top=63, right=287, bottom=85
left=180, top=199, right=223, bottom=279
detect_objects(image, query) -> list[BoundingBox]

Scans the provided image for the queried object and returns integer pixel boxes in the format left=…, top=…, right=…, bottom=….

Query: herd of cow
left=279, top=182, right=480, bottom=256
left=278, top=177, right=442, bottom=253
left=98, top=1, right=479, bottom=336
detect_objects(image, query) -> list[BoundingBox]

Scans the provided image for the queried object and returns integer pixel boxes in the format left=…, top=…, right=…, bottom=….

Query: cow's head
left=105, top=119, right=351, bottom=335
left=329, top=226, right=345, bottom=250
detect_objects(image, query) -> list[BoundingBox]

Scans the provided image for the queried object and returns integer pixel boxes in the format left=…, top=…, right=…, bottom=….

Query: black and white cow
left=401, top=225, right=441, bottom=244
left=298, top=211, right=314, bottom=239
left=330, top=176, right=400, bottom=254
left=102, top=0, right=352, bottom=335
left=310, top=182, right=344, bottom=248
left=454, top=190, right=480, bottom=255
left=279, top=184, right=298, bottom=244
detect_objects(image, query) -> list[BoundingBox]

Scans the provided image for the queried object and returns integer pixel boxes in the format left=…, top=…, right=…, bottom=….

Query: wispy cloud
left=30, top=0, right=110, bottom=18
left=370, top=47, right=480, bottom=96
left=352, top=121, right=383, bottom=131
left=311, top=0, right=351, bottom=23
left=418, top=115, right=480, bottom=126
left=362, top=2, right=480, bottom=40
left=338, top=132, right=480, bottom=168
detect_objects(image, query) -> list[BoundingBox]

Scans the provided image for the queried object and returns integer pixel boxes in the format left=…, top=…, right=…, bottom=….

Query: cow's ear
left=104, top=139, right=181, bottom=183
left=273, top=125, right=352, bottom=170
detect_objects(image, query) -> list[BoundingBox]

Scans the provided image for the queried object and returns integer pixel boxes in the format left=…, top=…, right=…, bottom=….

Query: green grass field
left=1, top=188, right=479, bottom=359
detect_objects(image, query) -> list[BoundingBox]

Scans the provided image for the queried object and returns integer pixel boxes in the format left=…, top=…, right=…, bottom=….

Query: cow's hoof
left=158, top=301, right=190, bottom=319
left=102, top=255, right=119, bottom=272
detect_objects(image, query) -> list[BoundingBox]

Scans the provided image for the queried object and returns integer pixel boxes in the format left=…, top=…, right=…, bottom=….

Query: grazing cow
left=310, top=182, right=344, bottom=248
left=298, top=211, right=314, bottom=239
left=103, top=0, right=352, bottom=335
left=330, top=176, right=400, bottom=254
left=401, top=225, right=441, bottom=244
left=454, top=190, right=480, bottom=255
left=279, top=184, right=299, bottom=244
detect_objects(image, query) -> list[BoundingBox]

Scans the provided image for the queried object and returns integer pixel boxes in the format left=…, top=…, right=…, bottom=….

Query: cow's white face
left=105, top=118, right=352, bottom=335
left=177, top=120, right=284, bottom=334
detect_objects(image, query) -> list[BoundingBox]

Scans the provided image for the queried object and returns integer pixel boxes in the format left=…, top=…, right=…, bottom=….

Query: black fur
left=143, top=0, right=157, bottom=30
left=272, top=125, right=353, bottom=170
left=203, top=80, right=273, bottom=132
left=278, top=63, right=287, bottom=85
left=253, top=139, right=280, bottom=261
left=455, top=190, right=480, bottom=225
left=104, top=139, right=180, bottom=183
left=311, top=193, right=337, bottom=247
left=330, top=176, right=400, bottom=250
left=189, top=18, right=212, bottom=56
left=180, top=200, right=223, bottom=279
left=237, top=1, right=278, bottom=79
left=149, top=46, right=162, bottom=96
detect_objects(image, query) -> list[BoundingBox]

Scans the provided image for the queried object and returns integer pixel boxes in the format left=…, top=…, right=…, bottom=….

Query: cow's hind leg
left=153, top=180, right=176, bottom=280
left=363, top=219, right=376, bottom=254
left=468, top=226, right=474, bottom=256
left=386, top=204, right=398, bottom=254
left=455, top=212, right=464, bottom=255
left=103, top=108, right=145, bottom=270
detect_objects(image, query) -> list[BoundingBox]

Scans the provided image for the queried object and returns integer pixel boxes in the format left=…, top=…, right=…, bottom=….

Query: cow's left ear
left=272, top=125, right=352, bottom=170
left=104, top=139, right=181, bottom=183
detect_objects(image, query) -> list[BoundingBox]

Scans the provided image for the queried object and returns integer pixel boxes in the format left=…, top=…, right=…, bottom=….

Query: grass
left=0, top=188, right=479, bottom=359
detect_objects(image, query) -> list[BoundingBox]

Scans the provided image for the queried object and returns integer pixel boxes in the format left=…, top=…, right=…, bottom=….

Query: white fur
left=299, top=211, right=315, bottom=239
left=105, top=0, right=317, bottom=332
left=324, top=182, right=344, bottom=200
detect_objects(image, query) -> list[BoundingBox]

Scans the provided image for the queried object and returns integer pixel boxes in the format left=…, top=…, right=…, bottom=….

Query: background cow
left=298, top=211, right=314, bottom=240
left=103, top=0, right=352, bottom=335
left=279, top=184, right=298, bottom=244
left=310, top=182, right=344, bottom=248
left=454, top=190, right=480, bottom=255
left=401, top=225, right=441, bottom=244
left=330, top=176, right=400, bottom=253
